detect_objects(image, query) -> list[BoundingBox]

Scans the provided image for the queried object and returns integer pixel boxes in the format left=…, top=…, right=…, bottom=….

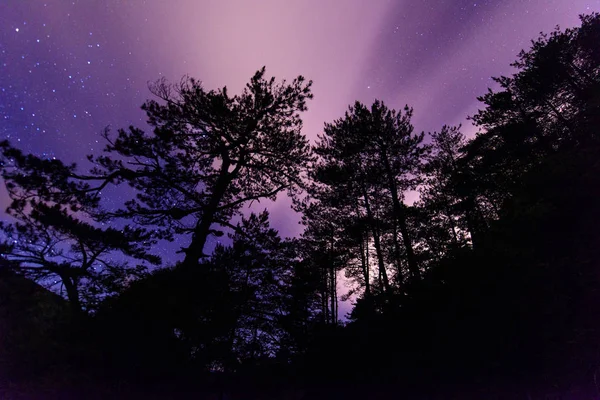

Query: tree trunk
left=62, top=276, right=82, bottom=313
left=446, top=205, right=459, bottom=247
left=355, top=202, right=372, bottom=297
left=183, top=160, right=232, bottom=267
left=358, top=232, right=371, bottom=298
left=331, top=267, right=337, bottom=324
left=322, top=263, right=330, bottom=323
left=381, top=152, right=420, bottom=280
left=361, top=188, right=391, bottom=294
left=464, top=197, right=483, bottom=250
left=329, top=238, right=337, bottom=325
left=391, top=223, right=404, bottom=286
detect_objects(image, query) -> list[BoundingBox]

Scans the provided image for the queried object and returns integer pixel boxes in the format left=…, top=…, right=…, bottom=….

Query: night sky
left=1, top=0, right=597, bottom=257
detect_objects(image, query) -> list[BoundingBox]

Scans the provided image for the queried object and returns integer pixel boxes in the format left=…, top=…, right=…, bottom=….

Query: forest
left=0, top=13, right=599, bottom=399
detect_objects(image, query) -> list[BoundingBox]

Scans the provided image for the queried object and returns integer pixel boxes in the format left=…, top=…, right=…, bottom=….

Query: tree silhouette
left=419, top=125, right=474, bottom=253
left=95, top=211, right=319, bottom=375
left=308, top=100, right=427, bottom=303
left=467, top=13, right=600, bottom=215
left=88, top=67, right=313, bottom=267
left=0, top=142, right=159, bottom=312
left=299, top=203, right=347, bottom=324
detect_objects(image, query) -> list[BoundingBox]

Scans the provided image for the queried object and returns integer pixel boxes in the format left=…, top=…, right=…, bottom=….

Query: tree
left=96, top=211, right=320, bottom=374
left=310, top=100, right=427, bottom=293
left=0, top=142, right=159, bottom=312
left=467, top=13, right=600, bottom=214
left=214, top=211, right=299, bottom=367
left=88, top=67, right=313, bottom=267
left=299, top=202, right=348, bottom=324
left=358, top=101, right=428, bottom=280
left=419, top=125, right=476, bottom=252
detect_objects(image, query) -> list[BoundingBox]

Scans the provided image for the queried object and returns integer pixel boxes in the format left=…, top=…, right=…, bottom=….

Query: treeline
left=1, top=13, right=599, bottom=396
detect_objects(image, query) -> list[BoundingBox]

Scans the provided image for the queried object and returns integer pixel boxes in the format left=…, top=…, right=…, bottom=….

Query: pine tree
left=0, top=142, right=159, bottom=312
left=88, top=67, right=313, bottom=267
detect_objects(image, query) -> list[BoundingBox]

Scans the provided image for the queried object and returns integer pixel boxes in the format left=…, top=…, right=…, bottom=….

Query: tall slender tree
left=311, top=100, right=427, bottom=288
left=357, top=101, right=428, bottom=280
left=420, top=125, right=477, bottom=251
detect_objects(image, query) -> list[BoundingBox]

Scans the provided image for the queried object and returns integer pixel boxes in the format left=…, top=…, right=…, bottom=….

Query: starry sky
left=1, top=0, right=597, bottom=252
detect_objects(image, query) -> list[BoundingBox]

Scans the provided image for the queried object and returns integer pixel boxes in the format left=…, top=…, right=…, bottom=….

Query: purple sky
left=1, top=0, right=597, bottom=250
